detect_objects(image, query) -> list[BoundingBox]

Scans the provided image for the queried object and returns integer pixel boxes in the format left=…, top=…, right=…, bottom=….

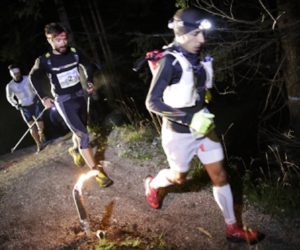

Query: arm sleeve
left=145, top=55, right=192, bottom=125
left=29, top=57, right=49, bottom=99
left=5, top=84, right=18, bottom=107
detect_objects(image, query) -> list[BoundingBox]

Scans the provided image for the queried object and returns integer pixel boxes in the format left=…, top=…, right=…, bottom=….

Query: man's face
left=175, top=29, right=205, bottom=54
left=48, top=34, right=68, bottom=54
left=9, top=68, right=22, bottom=81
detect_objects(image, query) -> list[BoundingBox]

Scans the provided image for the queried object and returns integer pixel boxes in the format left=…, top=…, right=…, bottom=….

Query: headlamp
left=168, top=18, right=212, bottom=31
left=199, top=19, right=212, bottom=30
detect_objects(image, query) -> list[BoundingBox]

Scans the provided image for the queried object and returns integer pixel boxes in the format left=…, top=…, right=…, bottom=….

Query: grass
left=225, top=148, right=300, bottom=219
left=95, top=237, right=142, bottom=250
left=243, top=169, right=300, bottom=218
left=94, top=234, right=171, bottom=250
left=95, top=239, right=116, bottom=250
left=117, top=124, right=155, bottom=143
left=149, top=233, right=169, bottom=249
left=107, top=124, right=164, bottom=161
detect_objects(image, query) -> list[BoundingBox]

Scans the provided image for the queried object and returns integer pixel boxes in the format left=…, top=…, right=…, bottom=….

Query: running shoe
left=144, top=175, right=160, bottom=209
left=226, top=223, right=265, bottom=244
left=68, top=147, right=85, bottom=167
left=95, top=167, right=113, bottom=188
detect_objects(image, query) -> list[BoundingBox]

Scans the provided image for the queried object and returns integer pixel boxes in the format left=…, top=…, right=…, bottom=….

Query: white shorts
left=161, top=124, right=224, bottom=173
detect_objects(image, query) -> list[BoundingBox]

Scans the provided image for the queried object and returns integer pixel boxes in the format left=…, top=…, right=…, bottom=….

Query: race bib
left=57, top=68, right=80, bottom=89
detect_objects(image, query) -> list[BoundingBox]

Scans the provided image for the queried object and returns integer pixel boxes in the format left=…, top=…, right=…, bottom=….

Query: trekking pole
left=86, top=82, right=95, bottom=115
left=87, top=95, right=91, bottom=115
left=10, top=107, right=47, bottom=153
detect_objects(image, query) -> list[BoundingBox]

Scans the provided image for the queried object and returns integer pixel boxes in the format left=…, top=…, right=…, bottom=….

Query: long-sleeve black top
left=145, top=45, right=207, bottom=133
left=29, top=47, right=94, bottom=99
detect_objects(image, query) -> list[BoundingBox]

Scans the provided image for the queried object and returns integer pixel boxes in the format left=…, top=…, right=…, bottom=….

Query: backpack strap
left=44, top=47, right=79, bottom=70
left=44, top=52, right=52, bottom=67
left=70, top=47, right=79, bottom=63
left=147, top=49, right=181, bottom=75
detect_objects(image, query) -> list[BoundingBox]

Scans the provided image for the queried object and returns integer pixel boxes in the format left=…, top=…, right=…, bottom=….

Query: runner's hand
left=42, top=97, right=54, bottom=109
left=86, top=82, right=95, bottom=95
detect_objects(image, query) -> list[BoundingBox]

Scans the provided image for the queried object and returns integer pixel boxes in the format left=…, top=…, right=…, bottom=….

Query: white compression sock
left=213, top=184, right=236, bottom=225
left=151, top=169, right=173, bottom=189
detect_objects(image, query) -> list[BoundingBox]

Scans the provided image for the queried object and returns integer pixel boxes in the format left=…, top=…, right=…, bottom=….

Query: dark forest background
left=0, top=0, right=300, bottom=213
left=0, top=0, right=177, bottom=154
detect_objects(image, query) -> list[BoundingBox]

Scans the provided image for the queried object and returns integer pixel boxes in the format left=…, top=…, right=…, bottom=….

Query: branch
left=258, top=0, right=281, bottom=30
left=194, top=0, right=260, bottom=25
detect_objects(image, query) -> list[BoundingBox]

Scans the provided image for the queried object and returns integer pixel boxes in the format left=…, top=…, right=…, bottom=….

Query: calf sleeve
left=213, top=184, right=236, bottom=225
left=151, top=169, right=173, bottom=189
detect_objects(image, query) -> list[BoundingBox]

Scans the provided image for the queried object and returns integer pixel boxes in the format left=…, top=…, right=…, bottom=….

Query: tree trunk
left=277, top=0, right=300, bottom=137
left=85, top=0, right=121, bottom=103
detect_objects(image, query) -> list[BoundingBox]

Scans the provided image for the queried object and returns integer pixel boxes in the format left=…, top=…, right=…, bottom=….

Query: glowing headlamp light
left=168, top=18, right=212, bottom=31
left=199, top=19, right=212, bottom=30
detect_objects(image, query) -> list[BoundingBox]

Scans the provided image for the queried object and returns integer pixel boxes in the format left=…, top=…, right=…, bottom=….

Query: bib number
left=57, top=68, right=80, bottom=89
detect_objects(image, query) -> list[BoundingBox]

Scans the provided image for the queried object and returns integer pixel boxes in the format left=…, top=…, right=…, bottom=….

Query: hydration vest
left=44, top=47, right=79, bottom=71
left=147, top=49, right=198, bottom=108
left=43, top=47, right=81, bottom=91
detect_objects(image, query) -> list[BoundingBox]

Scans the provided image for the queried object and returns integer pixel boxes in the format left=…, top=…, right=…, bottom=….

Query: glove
left=189, top=108, right=215, bottom=137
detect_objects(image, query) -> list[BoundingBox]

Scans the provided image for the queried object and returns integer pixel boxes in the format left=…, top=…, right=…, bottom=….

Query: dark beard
left=55, top=46, right=67, bottom=54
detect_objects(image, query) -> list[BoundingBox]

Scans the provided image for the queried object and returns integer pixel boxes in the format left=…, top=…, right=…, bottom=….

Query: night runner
left=30, top=22, right=113, bottom=188
left=144, top=7, right=264, bottom=244
left=6, top=64, right=46, bottom=153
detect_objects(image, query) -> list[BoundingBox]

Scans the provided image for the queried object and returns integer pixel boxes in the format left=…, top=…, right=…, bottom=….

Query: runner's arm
left=78, top=50, right=96, bottom=84
left=145, top=56, right=192, bottom=125
left=5, top=84, right=18, bottom=107
left=29, top=57, right=50, bottom=100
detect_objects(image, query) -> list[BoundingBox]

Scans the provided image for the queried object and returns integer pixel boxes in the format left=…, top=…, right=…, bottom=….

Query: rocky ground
left=0, top=131, right=299, bottom=250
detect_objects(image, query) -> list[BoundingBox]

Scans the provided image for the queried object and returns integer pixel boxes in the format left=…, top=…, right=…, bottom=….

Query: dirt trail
left=0, top=133, right=299, bottom=250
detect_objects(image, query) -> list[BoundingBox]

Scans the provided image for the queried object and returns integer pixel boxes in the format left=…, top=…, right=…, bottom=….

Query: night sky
left=0, top=0, right=177, bottom=155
